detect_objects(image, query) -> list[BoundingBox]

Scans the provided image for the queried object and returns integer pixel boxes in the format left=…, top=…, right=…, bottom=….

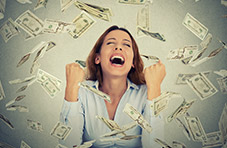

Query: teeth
left=111, top=56, right=124, bottom=61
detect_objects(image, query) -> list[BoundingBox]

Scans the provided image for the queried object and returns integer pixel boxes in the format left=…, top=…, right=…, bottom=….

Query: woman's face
left=96, top=30, right=134, bottom=79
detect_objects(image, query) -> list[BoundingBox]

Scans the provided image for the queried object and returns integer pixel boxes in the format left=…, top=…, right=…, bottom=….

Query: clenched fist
left=65, top=63, right=85, bottom=102
left=144, top=60, right=166, bottom=100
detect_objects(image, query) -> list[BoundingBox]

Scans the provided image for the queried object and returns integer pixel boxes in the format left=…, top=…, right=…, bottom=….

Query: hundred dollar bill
left=34, top=0, right=48, bottom=10
left=15, top=10, right=44, bottom=37
left=186, top=73, right=218, bottom=100
left=50, top=122, right=72, bottom=140
left=56, top=144, right=68, bottom=148
left=74, top=1, right=112, bottom=22
left=119, top=0, right=147, bottom=5
left=200, top=33, right=212, bottom=49
left=0, top=0, right=6, bottom=20
left=123, top=103, right=152, bottom=133
left=182, top=13, right=208, bottom=40
left=167, top=45, right=198, bottom=61
left=172, top=141, right=186, bottom=148
left=7, top=105, right=29, bottom=112
left=0, top=142, right=14, bottom=148
left=27, top=119, right=43, bottom=132
left=221, top=0, right=227, bottom=7
left=202, top=131, right=222, bottom=148
left=16, top=78, right=36, bottom=93
left=100, top=135, right=141, bottom=142
left=137, top=26, right=166, bottom=42
left=69, top=11, right=96, bottom=39
left=16, top=0, right=32, bottom=4
left=167, top=99, right=195, bottom=122
left=60, top=0, right=74, bottom=12
left=154, top=138, right=171, bottom=148
left=96, top=115, right=121, bottom=130
left=141, top=54, right=159, bottom=66
left=219, top=103, right=227, bottom=145
left=5, top=95, right=26, bottom=107
left=79, top=82, right=111, bottom=102
left=184, top=116, right=207, bottom=142
left=75, top=60, right=86, bottom=68
left=0, top=18, right=19, bottom=43
left=0, top=113, right=14, bottom=129
left=176, top=71, right=210, bottom=85
left=0, top=80, right=6, bottom=101
left=141, top=54, right=159, bottom=61
left=20, top=140, right=31, bottom=148
left=175, top=117, right=191, bottom=140
left=214, top=69, right=227, bottom=77
left=137, top=4, right=149, bottom=37
left=30, top=61, right=41, bottom=74
left=75, top=140, right=96, bottom=148
left=9, top=75, right=36, bottom=84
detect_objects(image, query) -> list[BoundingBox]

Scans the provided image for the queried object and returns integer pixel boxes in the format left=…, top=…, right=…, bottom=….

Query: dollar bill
left=56, top=144, right=68, bottom=148
left=15, top=10, right=44, bottom=37
left=200, top=33, right=212, bottom=49
left=30, top=61, right=41, bottom=74
left=5, top=95, right=26, bottom=107
left=20, top=140, right=31, bottom=148
left=7, top=105, right=29, bottom=112
left=0, top=18, right=19, bottom=43
left=50, top=122, right=72, bottom=140
left=74, top=1, right=112, bottom=22
left=214, top=69, right=227, bottom=77
left=221, top=0, right=227, bottom=7
left=0, top=80, right=6, bottom=101
left=176, top=71, right=210, bottom=85
left=167, top=45, right=198, bottom=61
left=75, top=140, right=96, bottom=148
left=0, top=142, right=14, bottom=148
left=172, top=141, right=186, bottom=148
left=16, top=0, right=32, bottom=4
left=182, top=13, right=208, bottom=40
left=202, top=131, right=222, bottom=148
left=69, top=11, right=96, bottom=39
left=154, top=138, right=171, bottom=148
left=141, top=54, right=159, bottom=61
left=119, top=0, right=147, bottom=5
left=137, top=26, right=166, bottom=42
left=75, top=60, right=86, bottom=68
left=123, top=103, right=152, bottom=133
left=184, top=116, right=207, bottom=142
left=16, top=78, right=36, bottom=93
left=60, top=0, right=74, bottom=12
left=34, top=0, right=48, bottom=10
left=217, top=38, right=227, bottom=49
left=0, top=113, right=14, bottom=129
left=167, top=99, right=195, bottom=122
left=137, top=4, right=149, bottom=37
left=96, top=115, right=121, bottom=130
left=36, top=69, right=62, bottom=98
left=100, top=135, right=141, bottom=142
left=9, top=75, right=36, bottom=85
left=27, top=119, right=43, bottom=132
left=0, top=0, right=6, bottom=20
left=175, top=118, right=191, bottom=140
left=186, top=73, right=218, bottom=100
left=219, top=103, right=227, bottom=145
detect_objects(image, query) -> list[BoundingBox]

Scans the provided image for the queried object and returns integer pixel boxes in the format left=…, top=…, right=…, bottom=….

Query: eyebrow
left=106, top=38, right=131, bottom=42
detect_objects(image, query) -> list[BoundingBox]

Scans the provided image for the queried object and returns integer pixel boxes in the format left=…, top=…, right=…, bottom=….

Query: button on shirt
left=60, top=79, right=164, bottom=148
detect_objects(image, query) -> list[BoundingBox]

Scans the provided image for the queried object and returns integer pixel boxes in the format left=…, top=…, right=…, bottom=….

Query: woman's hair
left=86, top=25, right=145, bottom=86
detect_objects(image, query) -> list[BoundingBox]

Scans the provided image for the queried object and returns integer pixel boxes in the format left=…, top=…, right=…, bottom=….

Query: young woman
left=60, top=25, right=166, bottom=148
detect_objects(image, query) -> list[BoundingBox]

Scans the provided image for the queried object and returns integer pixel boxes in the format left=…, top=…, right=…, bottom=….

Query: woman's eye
left=107, top=42, right=115, bottom=45
left=123, top=43, right=131, bottom=47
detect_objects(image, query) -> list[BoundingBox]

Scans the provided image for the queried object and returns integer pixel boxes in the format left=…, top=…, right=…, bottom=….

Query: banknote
left=217, top=38, right=227, bottom=49
left=16, top=78, right=36, bottom=93
left=137, top=26, right=166, bottom=42
left=0, top=80, right=6, bottom=101
left=56, top=144, right=68, bottom=148
left=119, top=0, right=147, bottom=5
left=214, top=69, right=227, bottom=77
left=0, top=142, right=14, bottom=148
left=30, top=61, right=41, bottom=74
left=123, top=103, right=152, bottom=133
left=75, top=140, right=96, bottom=148
left=219, top=103, right=227, bottom=145
left=167, top=99, right=195, bottom=122
left=0, top=18, right=19, bottom=43
left=16, top=0, right=32, bottom=4
left=154, top=138, right=171, bottom=148
left=7, top=105, right=29, bottom=112
left=167, top=45, right=198, bottom=61
left=221, top=0, right=227, bottom=7
left=176, top=71, right=210, bottom=85
left=15, top=10, right=44, bottom=37
left=69, top=11, right=96, bottom=39
left=0, top=113, right=14, bottom=129
left=5, top=95, right=26, bottom=107
left=79, top=82, right=111, bottom=102
left=172, top=141, right=186, bottom=148
left=84, top=2, right=113, bottom=16
left=20, top=140, right=31, bottom=148
left=27, top=119, right=43, bottom=132
left=186, top=73, right=218, bottom=100
left=96, top=115, right=121, bottom=130
left=0, top=0, right=6, bottom=20
left=100, top=135, right=141, bottom=142
left=75, top=60, right=86, bottom=68
left=184, top=116, right=207, bottom=142
left=141, top=54, right=159, bottom=61
left=182, top=13, right=208, bottom=40
left=34, top=0, right=48, bottom=10
left=137, top=4, right=149, bottom=37
left=74, top=1, right=112, bottom=22
left=202, top=131, right=222, bottom=148
left=175, top=118, right=191, bottom=140
left=60, top=0, right=74, bottom=12
left=200, top=33, right=212, bottom=49
left=9, top=75, right=36, bottom=85
left=50, top=122, right=72, bottom=140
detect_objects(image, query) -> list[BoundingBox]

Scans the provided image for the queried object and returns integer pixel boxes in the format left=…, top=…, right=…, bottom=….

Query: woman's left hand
left=144, top=60, right=166, bottom=100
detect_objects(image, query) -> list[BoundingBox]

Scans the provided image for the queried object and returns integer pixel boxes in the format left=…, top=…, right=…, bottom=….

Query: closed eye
left=107, top=42, right=115, bottom=45
left=123, top=43, right=131, bottom=47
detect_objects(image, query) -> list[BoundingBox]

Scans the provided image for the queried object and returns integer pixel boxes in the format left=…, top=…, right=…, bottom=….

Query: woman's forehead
left=104, top=30, right=131, bottom=41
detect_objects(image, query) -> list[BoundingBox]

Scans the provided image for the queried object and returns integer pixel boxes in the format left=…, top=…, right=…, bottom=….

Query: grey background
left=0, top=0, right=226, bottom=147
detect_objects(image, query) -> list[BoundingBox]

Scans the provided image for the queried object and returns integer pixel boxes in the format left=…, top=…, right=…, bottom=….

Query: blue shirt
left=60, top=79, right=164, bottom=148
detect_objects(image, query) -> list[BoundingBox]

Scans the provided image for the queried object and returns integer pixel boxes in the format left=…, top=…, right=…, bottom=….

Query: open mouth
left=110, top=55, right=125, bottom=66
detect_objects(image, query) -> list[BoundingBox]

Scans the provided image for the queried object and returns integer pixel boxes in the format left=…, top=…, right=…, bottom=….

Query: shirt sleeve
left=142, top=98, right=165, bottom=148
left=59, top=97, right=85, bottom=147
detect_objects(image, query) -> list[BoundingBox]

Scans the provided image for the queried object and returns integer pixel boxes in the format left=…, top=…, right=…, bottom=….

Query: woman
left=60, top=25, right=166, bottom=147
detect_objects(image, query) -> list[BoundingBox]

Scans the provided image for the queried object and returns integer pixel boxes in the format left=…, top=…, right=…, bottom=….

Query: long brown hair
left=86, top=25, right=145, bottom=86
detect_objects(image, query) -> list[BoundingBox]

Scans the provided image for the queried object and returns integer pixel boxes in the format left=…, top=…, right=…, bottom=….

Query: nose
left=114, top=47, right=122, bottom=51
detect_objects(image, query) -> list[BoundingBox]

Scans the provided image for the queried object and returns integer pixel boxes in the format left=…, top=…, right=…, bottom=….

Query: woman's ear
left=95, top=54, right=101, bottom=64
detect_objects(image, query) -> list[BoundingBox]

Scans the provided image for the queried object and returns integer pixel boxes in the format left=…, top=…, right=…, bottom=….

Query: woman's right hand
left=65, top=63, right=85, bottom=102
